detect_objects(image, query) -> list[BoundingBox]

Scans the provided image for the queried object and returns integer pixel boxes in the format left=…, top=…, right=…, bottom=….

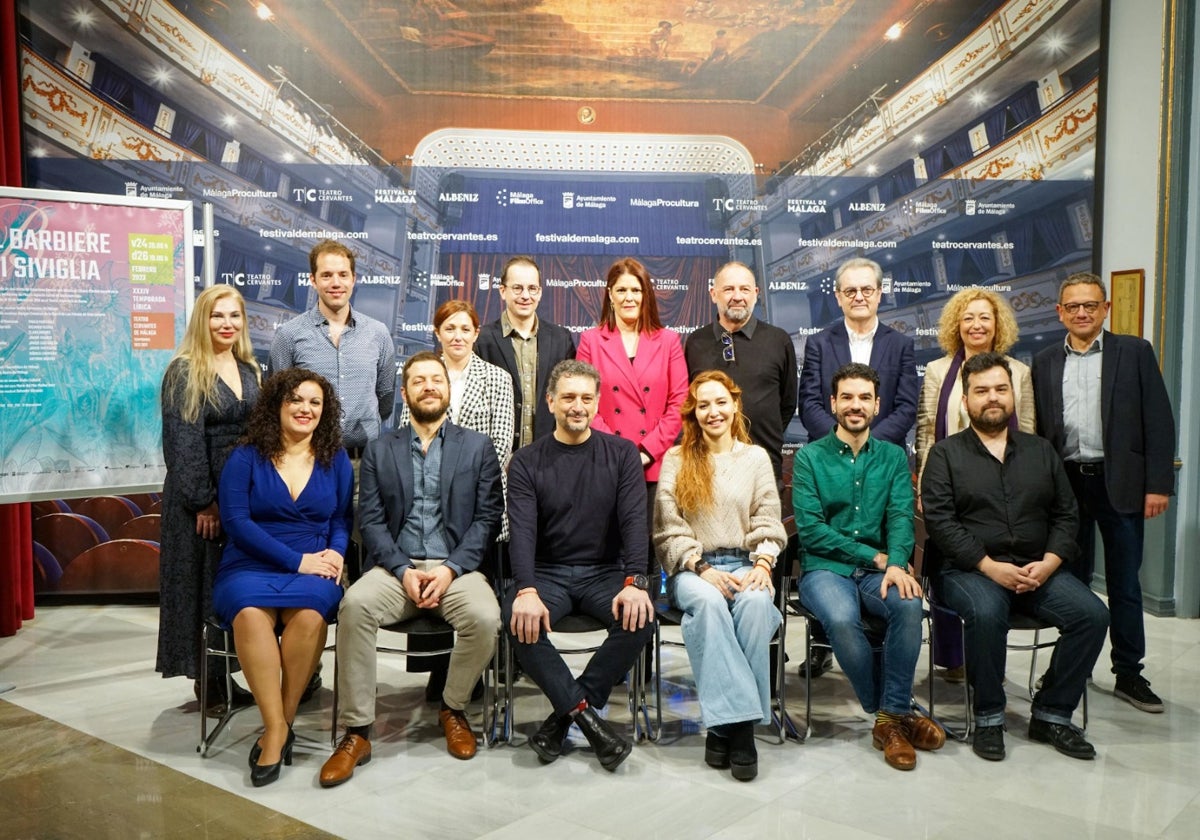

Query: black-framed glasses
left=1062, top=301, right=1103, bottom=314
left=721, top=331, right=736, bottom=364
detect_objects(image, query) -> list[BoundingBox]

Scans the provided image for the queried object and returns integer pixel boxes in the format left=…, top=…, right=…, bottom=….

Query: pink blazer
left=576, top=325, right=689, bottom=482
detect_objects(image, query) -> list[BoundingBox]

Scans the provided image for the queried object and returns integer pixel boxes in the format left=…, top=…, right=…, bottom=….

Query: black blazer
left=798, top=320, right=918, bottom=445
left=1032, top=330, right=1176, bottom=514
left=358, top=422, right=503, bottom=577
left=476, top=318, right=576, bottom=449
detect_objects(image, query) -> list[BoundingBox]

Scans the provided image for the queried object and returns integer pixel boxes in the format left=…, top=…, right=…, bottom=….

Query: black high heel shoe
left=250, top=727, right=294, bottom=787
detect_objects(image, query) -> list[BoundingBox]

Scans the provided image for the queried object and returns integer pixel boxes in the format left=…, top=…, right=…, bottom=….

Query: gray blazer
left=358, top=421, right=503, bottom=578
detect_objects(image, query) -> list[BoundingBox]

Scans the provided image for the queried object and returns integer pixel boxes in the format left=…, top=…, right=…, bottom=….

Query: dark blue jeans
left=502, top=563, right=655, bottom=717
left=799, top=568, right=924, bottom=716
left=941, top=568, right=1108, bottom=727
left=1065, top=465, right=1147, bottom=677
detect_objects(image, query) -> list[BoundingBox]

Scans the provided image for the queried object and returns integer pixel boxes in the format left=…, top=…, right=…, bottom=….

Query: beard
left=969, top=404, right=1011, bottom=434
left=408, top=393, right=450, bottom=424
left=834, top=409, right=872, bottom=434
left=721, top=303, right=751, bottom=325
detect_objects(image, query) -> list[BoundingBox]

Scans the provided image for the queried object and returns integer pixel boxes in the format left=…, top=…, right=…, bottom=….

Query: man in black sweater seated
left=503, top=359, right=656, bottom=771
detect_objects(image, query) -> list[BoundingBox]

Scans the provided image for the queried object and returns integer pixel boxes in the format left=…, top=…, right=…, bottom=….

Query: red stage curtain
left=1, top=1, right=35, bottom=636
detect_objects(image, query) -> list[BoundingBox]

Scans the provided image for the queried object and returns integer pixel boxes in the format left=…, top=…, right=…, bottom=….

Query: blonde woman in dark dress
left=157, top=285, right=260, bottom=710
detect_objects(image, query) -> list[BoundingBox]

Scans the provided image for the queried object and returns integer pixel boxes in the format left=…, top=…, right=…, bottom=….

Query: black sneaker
left=1114, top=674, right=1164, bottom=713
left=972, top=724, right=1005, bottom=761
left=1028, top=718, right=1095, bottom=760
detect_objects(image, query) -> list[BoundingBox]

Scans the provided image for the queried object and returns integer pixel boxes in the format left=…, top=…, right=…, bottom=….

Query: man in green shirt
left=793, top=362, right=943, bottom=771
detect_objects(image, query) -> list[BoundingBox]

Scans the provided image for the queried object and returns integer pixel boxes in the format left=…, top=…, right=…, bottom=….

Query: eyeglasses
left=504, top=284, right=541, bottom=298
left=1062, top=301, right=1103, bottom=314
left=837, top=286, right=877, bottom=299
left=721, top=331, right=736, bottom=364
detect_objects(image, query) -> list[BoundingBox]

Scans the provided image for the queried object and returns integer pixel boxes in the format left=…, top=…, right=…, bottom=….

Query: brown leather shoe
left=872, top=721, right=916, bottom=771
left=439, top=707, right=478, bottom=760
left=900, top=713, right=946, bottom=751
left=319, top=734, right=372, bottom=787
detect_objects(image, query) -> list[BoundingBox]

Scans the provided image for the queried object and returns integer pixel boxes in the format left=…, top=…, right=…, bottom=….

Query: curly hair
left=162, top=285, right=259, bottom=423
left=242, top=368, right=343, bottom=467
left=936, top=287, right=1020, bottom=355
left=598, top=257, right=664, bottom=333
left=673, top=370, right=751, bottom=515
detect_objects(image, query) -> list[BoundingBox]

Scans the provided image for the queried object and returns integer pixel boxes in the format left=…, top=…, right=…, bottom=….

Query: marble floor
left=0, top=603, right=1198, bottom=840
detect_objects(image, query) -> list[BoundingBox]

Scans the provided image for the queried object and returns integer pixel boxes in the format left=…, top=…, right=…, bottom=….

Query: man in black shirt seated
left=504, top=359, right=656, bottom=771
left=921, top=352, right=1108, bottom=763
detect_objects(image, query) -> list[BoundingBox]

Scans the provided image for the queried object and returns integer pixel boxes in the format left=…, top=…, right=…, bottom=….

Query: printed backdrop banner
left=436, top=174, right=727, bottom=257
left=0, top=188, right=192, bottom=503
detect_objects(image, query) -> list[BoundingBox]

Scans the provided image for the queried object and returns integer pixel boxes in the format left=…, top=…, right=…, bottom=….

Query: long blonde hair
left=163, top=285, right=258, bottom=422
left=674, top=370, right=750, bottom=514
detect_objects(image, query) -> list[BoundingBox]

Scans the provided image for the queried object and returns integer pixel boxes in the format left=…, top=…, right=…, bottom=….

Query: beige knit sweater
left=653, top=441, right=786, bottom=576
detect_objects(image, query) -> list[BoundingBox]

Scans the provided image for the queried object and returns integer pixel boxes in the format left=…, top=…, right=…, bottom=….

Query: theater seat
left=57, top=539, right=160, bottom=593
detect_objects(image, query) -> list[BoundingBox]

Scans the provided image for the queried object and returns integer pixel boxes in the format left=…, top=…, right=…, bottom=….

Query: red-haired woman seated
left=653, top=370, right=786, bottom=782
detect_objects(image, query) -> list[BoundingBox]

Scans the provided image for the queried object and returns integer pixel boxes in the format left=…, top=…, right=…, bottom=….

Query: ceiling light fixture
left=885, top=23, right=904, bottom=41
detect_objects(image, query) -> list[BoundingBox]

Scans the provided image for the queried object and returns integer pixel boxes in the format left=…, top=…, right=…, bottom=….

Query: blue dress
left=212, top=445, right=352, bottom=623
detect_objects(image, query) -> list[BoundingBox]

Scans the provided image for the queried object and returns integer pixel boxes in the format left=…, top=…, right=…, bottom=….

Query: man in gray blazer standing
left=320, top=352, right=504, bottom=786
left=1032, top=272, right=1176, bottom=714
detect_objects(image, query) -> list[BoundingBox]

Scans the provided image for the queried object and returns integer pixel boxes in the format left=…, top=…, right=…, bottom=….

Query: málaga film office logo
left=495, top=188, right=544, bottom=207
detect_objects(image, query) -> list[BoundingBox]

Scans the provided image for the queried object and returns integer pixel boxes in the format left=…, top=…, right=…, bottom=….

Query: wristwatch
left=624, top=574, right=650, bottom=591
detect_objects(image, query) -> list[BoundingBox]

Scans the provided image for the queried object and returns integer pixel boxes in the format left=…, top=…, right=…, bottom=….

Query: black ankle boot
left=574, top=707, right=632, bottom=772
left=530, top=712, right=572, bottom=764
left=727, top=721, right=758, bottom=781
left=705, top=728, right=730, bottom=769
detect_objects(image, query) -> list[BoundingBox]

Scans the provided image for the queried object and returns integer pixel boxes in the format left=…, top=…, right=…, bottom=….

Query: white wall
left=1101, top=0, right=1167, bottom=339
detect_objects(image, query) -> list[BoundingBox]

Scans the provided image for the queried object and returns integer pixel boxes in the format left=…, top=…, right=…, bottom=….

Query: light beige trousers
left=335, top=563, right=500, bottom=724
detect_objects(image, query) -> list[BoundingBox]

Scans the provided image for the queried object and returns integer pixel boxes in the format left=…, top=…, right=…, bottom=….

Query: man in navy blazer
left=476, top=256, right=577, bottom=452
left=1032, top=272, right=1176, bottom=714
left=321, top=352, right=504, bottom=785
left=799, top=257, right=918, bottom=447
left=797, top=257, right=918, bottom=678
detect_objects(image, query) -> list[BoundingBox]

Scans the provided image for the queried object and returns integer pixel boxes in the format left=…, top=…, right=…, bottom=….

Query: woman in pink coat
left=577, top=258, right=689, bottom=585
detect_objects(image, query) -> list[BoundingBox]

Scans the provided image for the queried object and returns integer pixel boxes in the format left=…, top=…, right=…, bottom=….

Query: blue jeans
left=502, top=563, right=655, bottom=717
left=1066, top=466, right=1146, bottom=677
left=941, top=568, right=1109, bottom=727
left=798, top=568, right=924, bottom=716
left=667, top=552, right=781, bottom=728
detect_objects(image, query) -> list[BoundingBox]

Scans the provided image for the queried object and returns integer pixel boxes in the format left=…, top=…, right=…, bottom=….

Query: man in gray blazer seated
left=476, top=256, right=577, bottom=453
left=320, top=352, right=504, bottom=786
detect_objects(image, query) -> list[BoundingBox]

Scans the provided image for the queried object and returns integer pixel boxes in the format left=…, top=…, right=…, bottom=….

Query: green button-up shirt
left=792, top=430, right=914, bottom=576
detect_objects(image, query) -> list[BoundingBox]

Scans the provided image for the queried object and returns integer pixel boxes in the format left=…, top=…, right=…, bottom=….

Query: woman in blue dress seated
left=212, top=367, right=353, bottom=787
